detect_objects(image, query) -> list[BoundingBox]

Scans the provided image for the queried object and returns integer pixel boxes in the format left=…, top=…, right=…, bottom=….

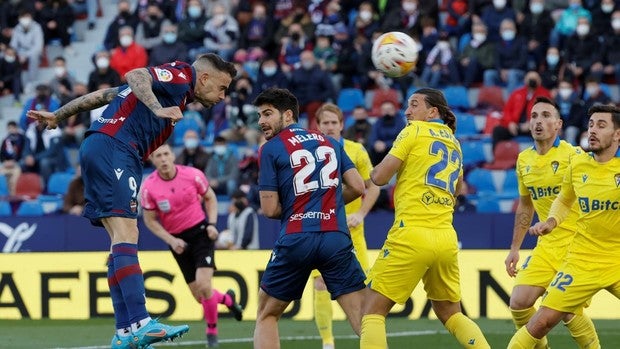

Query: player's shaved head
left=193, top=53, right=236, bottom=78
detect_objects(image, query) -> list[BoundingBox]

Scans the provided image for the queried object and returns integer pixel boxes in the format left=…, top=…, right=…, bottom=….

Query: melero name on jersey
left=287, top=133, right=325, bottom=146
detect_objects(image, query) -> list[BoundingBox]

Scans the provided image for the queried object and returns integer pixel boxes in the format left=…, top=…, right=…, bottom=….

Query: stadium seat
left=476, top=197, right=501, bottom=213
left=483, top=140, right=520, bottom=170
left=0, top=200, right=11, bottom=216
left=0, top=174, right=8, bottom=197
left=455, top=112, right=479, bottom=139
left=16, top=200, right=45, bottom=216
left=14, top=173, right=43, bottom=200
left=441, top=86, right=470, bottom=111
left=501, top=170, right=519, bottom=197
left=369, top=88, right=401, bottom=116
left=461, top=139, right=487, bottom=168
left=337, top=88, right=365, bottom=114
left=38, top=194, right=65, bottom=214
left=47, top=172, right=74, bottom=196
left=465, top=168, right=496, bottom=196
left=475, top=85, right=505, bottom=111
left=172, top=115, right=204, bottom=146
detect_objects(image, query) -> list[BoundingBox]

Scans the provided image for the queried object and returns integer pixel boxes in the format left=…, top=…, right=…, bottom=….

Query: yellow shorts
left=514, top=244, right=567, bottom=288
left=367, top=226, right=461, bottom=305
left=311, top=226, right=369, bottom=279
left=541, top=255, right=620, bottom=314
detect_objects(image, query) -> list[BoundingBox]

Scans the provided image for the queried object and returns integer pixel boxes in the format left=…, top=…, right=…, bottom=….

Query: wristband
left=207, top=222, right=216, bottom=227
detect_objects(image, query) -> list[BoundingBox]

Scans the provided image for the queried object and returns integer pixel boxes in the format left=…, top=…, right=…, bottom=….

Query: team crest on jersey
left=615, top=173, right=620, bottom=188
left=582, top=174, right=588, bottom=183
left=154, top=68, right=173, bottom=82
left=525, top=165, right=531, bottom=173
left=550, top=161, right=559, bottom=174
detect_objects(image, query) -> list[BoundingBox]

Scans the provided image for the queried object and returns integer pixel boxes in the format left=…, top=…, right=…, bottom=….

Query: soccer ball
left=371, top=31, right=419, bottom=78
left=216, top=229, right=235, bottom=249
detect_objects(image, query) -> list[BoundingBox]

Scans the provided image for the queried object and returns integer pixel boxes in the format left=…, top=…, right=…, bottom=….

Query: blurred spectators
left=102, top=0, right=139, bottom=50
left=480, top=0, right=516, bottom=43
left=149, top=22, right=188, bottom=66
left=442, top=0, right=470, bottom=38
left=343, top=105, right=373, bottom=148
left=458, top=21, right=495, bottom=87
left=252, top=58, right=289, bottom=101
left=220, top=77, right=260, bottom=146
left=218, top=189, right=259, bottom=250
left=205, top=136, right=238, bottom=197
left=135, top=1, right=169, bottom=53
left=239, top=2, right=273, bottom=52
left=278, top=22, right=313, bottom=72
left=539, top=46, right=565, bottom=91
left=491, top=71, right=551, bottom=149
left=590, top=0, right=616, bottom=39
left=21, top=121, right=68, bottom=185
left=175, top=129, right=210, bottom=172
left=483, top=18, right=527, bottom=93
left=0, top=121, right=26, bottom=195
left=602, top=10, right=620, bottom=88
left=421, top=32, right=460, bottom=88
left=39, top=0, right=74, bottom=50
left=87, top=50, right=121, bottom=92
left=350, top=1, right=380, bottom=39
left=109, top=25, right=148, bottom=81
left=202, top=3, right=239, bottom=61
left=0, top=46, right=23, bottom=103
left=381, top=0, right=423, bottom=36
left=178, top=0, right=207, bottom=59
left=10, top=9, right=44, bottom=88
left=368, top=101, right=406, bottom=165
left=19, top=84, right=60, bottom=130
left=49, top=56, right=77, bottom=102
left=555, top=79, right=585, bottom=145
left=550, top=0, right=591, bottom=50
left=288, top=50, right=336, bottom=130
left=564, top=16, right=604, bottom=86
left=520, top=0, right=554, bottom=70
left=59, top=83, right=89, bottom=147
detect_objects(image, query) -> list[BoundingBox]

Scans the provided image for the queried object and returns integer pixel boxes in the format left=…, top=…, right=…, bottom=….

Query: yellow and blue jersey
left=554, top=148, right=620, bottom=260
left=516, top=138, right=582, bottom=251
left=388, top=120, right=462, bottom=230
left=343, top=139, right=372, bottom=215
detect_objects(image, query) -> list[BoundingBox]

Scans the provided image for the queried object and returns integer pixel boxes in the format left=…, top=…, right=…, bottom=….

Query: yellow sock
left=314, top=289, right=334, bottom=346
left=360, top=314, right=386, bottom=349
left=564, top=314, right=600, bottom=349
left=508, top=326, right=541, bottom=349
left=510, top=307, right=549, bottom=348
left=444, top=313, right=490, bottom=348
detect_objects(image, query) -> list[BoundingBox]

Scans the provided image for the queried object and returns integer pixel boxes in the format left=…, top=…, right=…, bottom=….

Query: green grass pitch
left=2, top=318, right=619, bottom=348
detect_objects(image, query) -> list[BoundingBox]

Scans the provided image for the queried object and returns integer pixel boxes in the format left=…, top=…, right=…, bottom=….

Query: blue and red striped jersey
left=258, top=123, right=355, bottom=236
left=86, top=61, right=195, bottom=161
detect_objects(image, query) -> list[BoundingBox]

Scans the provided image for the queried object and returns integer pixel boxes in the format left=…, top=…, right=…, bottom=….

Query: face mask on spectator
left=213, top=145, right=226, bottom=156
left=501, top=30, right=515, bottom=41
left=120, top=35, right=133, bottom=47
left=493, top=0, right=506, bottom=9
left=569, top=2, right=581, bottom=9
left=54, top=66, right=66, bottom=77
left=558, top=88, right=573, bottom=99
left=612, top=19, right=620, bottom=30
left=4, top=55, right=16, bottom=63
left=402, top=2, right=416, bottom=12
left=530, top=3, right=544, bottom=14
left=527, top=79, right=538, bottom=89
left=19, top=17, right=32, bottom=27
left=262, top=66, right=277, bottom=76
left=437, top=41, right=450, bottom=50
left=184, top=138, right=199, bottom=150
left=359, top=10, right=372, bottom=21
left=472, top=33, right=486, bottom=42
left=213, top=14, right=226, bottom=25
left=301, top=60, right=314, bottom=70
left=602, top=4, right=614, bottom=13
left=546, top=54, right=559, bottom=66
left=576, top=24, right=590, bottom=36
left=163, top=32, right=177, bottom=44
left=188, top=6, right=201, bottom=18
left=96, top=57, right=110, bottom=69
left=586, top=86, right=599, bottom=97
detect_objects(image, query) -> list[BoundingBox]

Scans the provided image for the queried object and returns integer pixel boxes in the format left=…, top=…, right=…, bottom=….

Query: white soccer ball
left=371, top=31, right=419, bottom=78
left=216, top=229, right=235, bottom=249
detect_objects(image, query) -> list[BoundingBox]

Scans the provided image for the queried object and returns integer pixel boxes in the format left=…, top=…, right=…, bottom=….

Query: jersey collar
left=429, top=118, right=445, bottom=124
left=616, top=147, right=620, bottom=157
left=533, top=136, right=561, bottom=151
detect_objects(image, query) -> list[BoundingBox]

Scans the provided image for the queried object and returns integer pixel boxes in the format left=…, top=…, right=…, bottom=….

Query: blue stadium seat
left=501, top=169, right=519, bottom=197
left=172, top=115, right=204, bottom=146
left=0, top=174, right=8, bottom=197
left=337, top=88, right=365, bottom=114
left=441, top=86, right=470, bottom=111
left=16, top=200, right=45, bottom=216
left=461, top=140, right=487, bottom=167
left=455, top=112, right=479, bottom=139
left=466, top=168, right=496, bottom=196
left=0, top=200, right=11, bottom=216
left=47, top=172, right=74, bottom=195
left=476, top=197, right=501, bottom=213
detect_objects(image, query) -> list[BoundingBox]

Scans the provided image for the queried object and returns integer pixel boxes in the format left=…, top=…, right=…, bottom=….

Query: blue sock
left=107, top=254, right=130, bottom=330
left=112, top=243, right=149, bottom=324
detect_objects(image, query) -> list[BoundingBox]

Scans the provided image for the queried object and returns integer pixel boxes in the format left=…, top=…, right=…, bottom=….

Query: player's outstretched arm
left=125, top=68, right=183, bottom=122
left=27, top=87, right=119, bottom=129
left=370, top=154, right=402, bottom=186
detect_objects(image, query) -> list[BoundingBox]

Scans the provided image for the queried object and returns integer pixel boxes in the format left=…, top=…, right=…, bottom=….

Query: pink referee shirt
left=141, top=165, right=210, bottom=234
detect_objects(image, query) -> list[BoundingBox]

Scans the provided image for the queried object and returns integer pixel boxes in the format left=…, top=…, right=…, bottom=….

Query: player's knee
left=509, top=296, right=535, bottom=310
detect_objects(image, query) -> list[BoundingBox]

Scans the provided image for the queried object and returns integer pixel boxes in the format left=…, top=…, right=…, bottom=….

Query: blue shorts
left=260, top=231, right=366, bottom=302
left=80, top=132, right=142, bottom=226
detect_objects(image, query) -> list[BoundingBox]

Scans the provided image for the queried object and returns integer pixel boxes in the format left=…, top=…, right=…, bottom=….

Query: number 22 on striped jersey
left=291, top=146, right=339, bottom=195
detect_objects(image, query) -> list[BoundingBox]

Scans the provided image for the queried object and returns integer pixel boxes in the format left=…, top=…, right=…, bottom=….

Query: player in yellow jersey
left=313, top=103, right=380, bottom=349
left=360, top=88, right=490, bottom=349
left=508, top=104, right=620, bottom=348
left=505, top=97, right=599, bottom=349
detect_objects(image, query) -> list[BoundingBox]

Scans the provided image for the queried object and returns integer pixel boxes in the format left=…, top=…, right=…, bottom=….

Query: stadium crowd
left=1, top=0, right=620, bottom=214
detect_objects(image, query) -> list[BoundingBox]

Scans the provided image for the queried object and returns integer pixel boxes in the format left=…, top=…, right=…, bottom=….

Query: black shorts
left=170, top=220, right=216, bottom=284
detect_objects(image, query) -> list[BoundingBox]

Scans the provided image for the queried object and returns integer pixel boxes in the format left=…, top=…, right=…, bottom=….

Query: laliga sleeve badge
left=154, top=68, right=173, bottom=82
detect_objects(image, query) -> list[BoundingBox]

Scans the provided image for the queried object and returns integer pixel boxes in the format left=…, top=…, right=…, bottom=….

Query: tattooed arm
left=504, top=194, right=536, bottom=277
left=27, top=87, right=119, bottom=129
left=125, top=68, right=183, bottom=121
